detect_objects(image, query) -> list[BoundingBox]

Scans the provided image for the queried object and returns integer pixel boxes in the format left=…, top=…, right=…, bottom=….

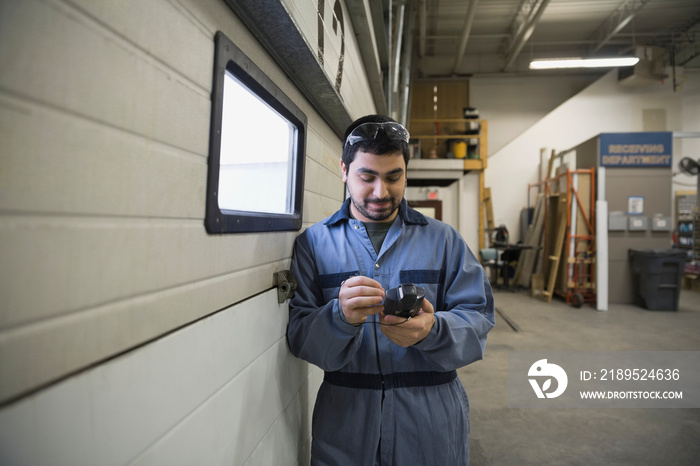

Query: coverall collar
left=325, top=198, right=428, bottom=227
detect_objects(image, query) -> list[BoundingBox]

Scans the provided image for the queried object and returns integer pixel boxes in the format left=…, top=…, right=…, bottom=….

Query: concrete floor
left=459, top=288, right=700, bottom=466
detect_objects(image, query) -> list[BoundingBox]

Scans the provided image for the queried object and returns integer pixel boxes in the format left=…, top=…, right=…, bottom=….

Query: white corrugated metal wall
left=0, top=0, right=379, bottom=463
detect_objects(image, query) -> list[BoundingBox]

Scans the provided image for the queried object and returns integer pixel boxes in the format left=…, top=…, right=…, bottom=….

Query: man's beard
left=351, top=195, right=401, bottom=222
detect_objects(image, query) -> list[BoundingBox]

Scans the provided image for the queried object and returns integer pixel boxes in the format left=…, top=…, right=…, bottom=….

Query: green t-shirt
left=363, top=218, right=395, bottom=254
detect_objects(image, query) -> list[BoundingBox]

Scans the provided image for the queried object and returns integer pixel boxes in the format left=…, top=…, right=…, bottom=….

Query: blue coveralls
left=287, top=198, right=495, bottom=465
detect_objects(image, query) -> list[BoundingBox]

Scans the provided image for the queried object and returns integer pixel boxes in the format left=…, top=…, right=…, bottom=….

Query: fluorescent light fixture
left=529, top=57, right=640, bottom=69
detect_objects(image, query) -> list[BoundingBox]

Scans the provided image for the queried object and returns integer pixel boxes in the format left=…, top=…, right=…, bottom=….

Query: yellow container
left=451, top=140, right=467, bottom=158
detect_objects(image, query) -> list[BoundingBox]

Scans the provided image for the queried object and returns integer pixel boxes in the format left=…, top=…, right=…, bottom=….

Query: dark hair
left=342, top=114, right=411, bottom=170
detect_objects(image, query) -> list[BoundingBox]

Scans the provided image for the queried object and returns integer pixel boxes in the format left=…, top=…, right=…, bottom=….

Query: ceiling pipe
left=385, top=0, right=393, bottom=115
left=503, top=0, right=551, bottom=72
left=399, top=1, right=416, bottom=126
left=419, top=0, right=427, bottom=58
left=392, top=0, right=406, bottom=97
left=452, top=0, right=479, bottom=74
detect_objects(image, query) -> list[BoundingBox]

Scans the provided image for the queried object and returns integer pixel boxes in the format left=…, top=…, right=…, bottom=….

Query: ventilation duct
left=618, top=46, right=668, bottom=87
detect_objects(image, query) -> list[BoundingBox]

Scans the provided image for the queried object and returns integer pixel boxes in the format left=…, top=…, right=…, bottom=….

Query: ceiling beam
left=503, top=0, right=551, bottom=71
left=346, top=0, right=388, bottom=114
left=451, top=0, right=479, bottom=74
left=588, top=0, right=651, bottom=55
left=674, top=21, right=700, bottom=66
left=507, top=0, right=541, bottom=48
left=419, top=0, right=427, bottom=57
left=371, top=0, right=390, bottom=68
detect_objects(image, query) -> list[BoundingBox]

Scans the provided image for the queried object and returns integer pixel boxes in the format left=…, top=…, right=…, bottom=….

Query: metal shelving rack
left=407, top=118, right=490, bottom=250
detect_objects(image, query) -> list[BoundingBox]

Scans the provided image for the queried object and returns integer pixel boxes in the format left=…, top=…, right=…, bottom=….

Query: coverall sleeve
left=413, top=233, right=495, bottom=371
left=285, top=232, right=364, bottom=371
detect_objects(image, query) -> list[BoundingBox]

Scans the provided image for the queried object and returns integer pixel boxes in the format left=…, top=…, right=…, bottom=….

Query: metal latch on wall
left=274, top=270, right=297, bottom=303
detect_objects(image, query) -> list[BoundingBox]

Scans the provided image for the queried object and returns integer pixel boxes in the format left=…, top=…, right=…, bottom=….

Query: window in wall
left=206, top=31, right=306, bottom=233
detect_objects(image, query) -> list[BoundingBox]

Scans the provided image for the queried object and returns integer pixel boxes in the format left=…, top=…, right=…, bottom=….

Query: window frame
left=205, top=31, right=306, bottom=234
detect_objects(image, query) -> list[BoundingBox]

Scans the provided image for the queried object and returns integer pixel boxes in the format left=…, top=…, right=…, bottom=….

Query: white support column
left=596, top=166, right=609, bottom=311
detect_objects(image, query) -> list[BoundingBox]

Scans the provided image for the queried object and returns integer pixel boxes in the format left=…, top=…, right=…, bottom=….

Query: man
left=287, top=114, right=495, bottom=465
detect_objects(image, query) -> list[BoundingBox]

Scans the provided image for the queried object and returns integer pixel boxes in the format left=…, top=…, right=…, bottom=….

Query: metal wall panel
left=0, top=0, right=368, bottom=463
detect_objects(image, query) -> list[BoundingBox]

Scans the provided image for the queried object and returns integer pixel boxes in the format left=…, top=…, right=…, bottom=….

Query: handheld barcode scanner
left=383, top=283, right=426, bottom=318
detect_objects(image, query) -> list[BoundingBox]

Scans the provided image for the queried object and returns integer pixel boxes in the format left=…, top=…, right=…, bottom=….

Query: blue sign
left=599, top=132, right=672, bottom=167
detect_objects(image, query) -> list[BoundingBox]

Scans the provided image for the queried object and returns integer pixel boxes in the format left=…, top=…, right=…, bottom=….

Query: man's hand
left=379, top=297, right=435, bottom=347
left=338, top=276, right=385, bottom=325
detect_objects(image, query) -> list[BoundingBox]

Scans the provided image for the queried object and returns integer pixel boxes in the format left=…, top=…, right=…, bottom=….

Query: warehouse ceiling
left=408, top=0, right=700, bottom=78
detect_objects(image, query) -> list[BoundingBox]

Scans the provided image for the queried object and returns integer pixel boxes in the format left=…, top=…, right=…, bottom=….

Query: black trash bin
left=628, top=249, right=687, bottom=311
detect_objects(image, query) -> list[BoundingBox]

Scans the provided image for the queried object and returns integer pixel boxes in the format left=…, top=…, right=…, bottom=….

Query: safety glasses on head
left=344, top=122, right=411, bottom=147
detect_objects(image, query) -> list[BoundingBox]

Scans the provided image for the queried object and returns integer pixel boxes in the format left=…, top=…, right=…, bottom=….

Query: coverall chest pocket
left=400, top=269, right=444, bottom=310
left=318, top=270, right=359, bottom=301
